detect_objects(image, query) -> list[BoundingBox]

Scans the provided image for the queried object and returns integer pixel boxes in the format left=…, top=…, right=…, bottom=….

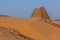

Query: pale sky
left=0, top=0, right=60, bottom=20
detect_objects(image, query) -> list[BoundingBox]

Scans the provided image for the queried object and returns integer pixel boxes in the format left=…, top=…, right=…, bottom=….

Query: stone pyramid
left=30, top=7, right=51, bottom=21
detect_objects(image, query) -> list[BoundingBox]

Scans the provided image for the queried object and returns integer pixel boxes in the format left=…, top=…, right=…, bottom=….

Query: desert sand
left=0, top=7, right=60, bottom=40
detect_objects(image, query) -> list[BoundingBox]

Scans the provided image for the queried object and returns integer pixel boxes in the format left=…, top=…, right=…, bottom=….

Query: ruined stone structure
left=30, top=7, right=51, bottom=21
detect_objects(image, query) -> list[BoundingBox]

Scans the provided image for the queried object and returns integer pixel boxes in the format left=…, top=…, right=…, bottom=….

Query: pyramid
left=30, top=7, right=51, bottom=21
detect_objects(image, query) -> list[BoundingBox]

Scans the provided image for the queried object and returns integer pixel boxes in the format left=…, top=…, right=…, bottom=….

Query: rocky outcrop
left=0, top=27, right=33, bottom=40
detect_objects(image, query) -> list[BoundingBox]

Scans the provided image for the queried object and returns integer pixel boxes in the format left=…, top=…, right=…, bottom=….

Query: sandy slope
left=0, top=17, right=49, bottom=40
left=30, top=19, right=60, bottom=40
left=0, top=17, right=60, bottom=40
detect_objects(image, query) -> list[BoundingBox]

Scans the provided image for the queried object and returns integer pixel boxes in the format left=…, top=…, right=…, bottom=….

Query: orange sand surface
left=0, top=17, right=60, bottom=40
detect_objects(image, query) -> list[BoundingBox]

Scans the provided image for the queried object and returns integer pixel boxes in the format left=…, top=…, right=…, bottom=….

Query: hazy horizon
left=0, top=0, right=60, bottom=20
